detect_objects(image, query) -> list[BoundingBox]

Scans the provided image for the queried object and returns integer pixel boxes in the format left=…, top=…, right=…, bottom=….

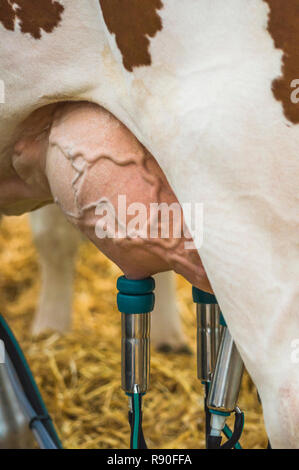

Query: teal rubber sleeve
left=117, top=276, right=155, bottom=314
left=117, top=276, right=155, bottom=295
left=192, top=287, right=218, bottom=304
left=220, top=313, right=227, bottom=327
left=117, top=292, right=155, bottom=314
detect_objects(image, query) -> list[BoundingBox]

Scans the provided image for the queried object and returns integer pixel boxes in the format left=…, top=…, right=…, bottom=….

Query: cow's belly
left=7, top=101, right=210, bottom=291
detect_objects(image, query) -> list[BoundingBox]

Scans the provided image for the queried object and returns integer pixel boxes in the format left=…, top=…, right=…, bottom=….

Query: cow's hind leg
left=30, top=204, right=81, bottom=334
left=30, top=206, right=186, bottom=348
left=151, top=272, right=190, bottom=354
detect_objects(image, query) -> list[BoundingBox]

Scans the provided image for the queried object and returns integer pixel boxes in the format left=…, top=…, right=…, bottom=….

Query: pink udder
left=8, top=102, right=211, bottom=291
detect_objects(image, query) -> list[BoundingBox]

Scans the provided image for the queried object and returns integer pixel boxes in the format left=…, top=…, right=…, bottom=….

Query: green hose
left=132, top=393, right=140, bottom=449
left=223, top=424, right=242, bottom=449
left=0, top=314, right=62, bottom=448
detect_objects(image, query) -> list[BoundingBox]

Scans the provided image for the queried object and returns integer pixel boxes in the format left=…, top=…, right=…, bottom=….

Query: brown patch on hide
left=0, top=0, right=64, bottom=39
left=264, top=0, right=299, bottom=123
left=0, top=0, right=15, bottom=31
left=99, top=0, right=163, bottom=71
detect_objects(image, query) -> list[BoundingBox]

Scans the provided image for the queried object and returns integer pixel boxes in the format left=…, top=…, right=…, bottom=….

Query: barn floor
left=0, top=215, right=268, bottom=449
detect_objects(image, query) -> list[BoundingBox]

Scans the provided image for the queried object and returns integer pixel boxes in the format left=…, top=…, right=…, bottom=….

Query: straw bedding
left=0, top=215, right=267, bottom=449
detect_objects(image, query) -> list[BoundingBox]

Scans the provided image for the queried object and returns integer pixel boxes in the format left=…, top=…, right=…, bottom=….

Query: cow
left=0, top=0, right=298, bottom=448
left=29, top=204, right=189, bottom=353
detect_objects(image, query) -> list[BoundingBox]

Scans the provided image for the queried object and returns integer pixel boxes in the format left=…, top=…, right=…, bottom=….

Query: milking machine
left=0, top=274, right=261, bottom=450
left=192, top=287, right=245, bottom=449
left=116, top=275, right=155, bottom=449
left=115, top=274, right=246, bottom=450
